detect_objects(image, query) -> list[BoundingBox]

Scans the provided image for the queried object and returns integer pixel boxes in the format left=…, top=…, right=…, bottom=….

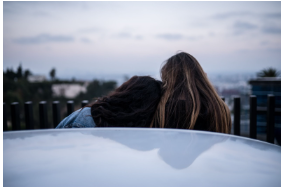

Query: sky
left=3, top=1, right=281, bottom=82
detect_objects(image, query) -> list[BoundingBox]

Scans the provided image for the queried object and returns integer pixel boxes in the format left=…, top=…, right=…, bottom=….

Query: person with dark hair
left=56, top=76, right=162, bottom=128
left=150, top=52, right=231, bottom=133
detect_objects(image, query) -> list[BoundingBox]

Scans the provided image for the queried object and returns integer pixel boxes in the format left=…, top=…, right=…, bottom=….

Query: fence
left=3, top=100, right=89, bottom=131
left=3, top=95, right=281, bottom=144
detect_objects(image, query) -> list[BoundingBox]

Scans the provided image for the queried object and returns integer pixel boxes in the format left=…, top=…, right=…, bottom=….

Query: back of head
left=152, top=52, right=231, bottom=133
left=91, top=76, right=162, bottom=127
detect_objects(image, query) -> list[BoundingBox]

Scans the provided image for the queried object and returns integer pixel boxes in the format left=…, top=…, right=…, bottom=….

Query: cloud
left=157, top=34, right=183, bottom=40
left=232, top=21, right=258, bottom=35
left=233, top=21, right=258, bottom=30
left=212, top=11, right=253, bottom=19
left=33, top=11, right=50, bottom=17
left=116, top=32, right=131, bottom=38
left=262, top=12, right=281, bottom=19
left=113, top=33, right=144, bottom=40
left=80, top=37, right=92, bottom=43
left=135, top=35, right=143, bottom=40
left=213, top=11, right=281, bottom=21
left=265, top=47, right=281, bottom=53
left=260, top=41, right=269, bottom=46
left=13, top=34, right=74, bottom=44
left=3, top=2, right=25, bottom=15
left=185, top=36, right=203, bottom=41
left=78, top=27, right=101, bottom=33
left=262, top=26, right=281, bottom=34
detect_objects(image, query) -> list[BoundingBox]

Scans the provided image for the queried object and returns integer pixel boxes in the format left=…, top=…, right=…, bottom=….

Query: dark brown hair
left=151, top=52, right=231, bottom=133
left=91, top=76, right=162, bottom=127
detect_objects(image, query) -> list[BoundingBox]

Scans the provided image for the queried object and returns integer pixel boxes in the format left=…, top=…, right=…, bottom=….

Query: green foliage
left=49, top=68, right=56, bottom=81
left=257, top=68, right=280, bottom=77
left=17, top=64, right=23, bottom=78
left=75, top=80, right=117, bottom=103
left=24, top=69, right=32, bottom=79
left=3, top=64, right=117, bottom=129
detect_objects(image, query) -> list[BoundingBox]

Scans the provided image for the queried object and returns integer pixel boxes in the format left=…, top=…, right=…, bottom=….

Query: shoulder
left=56, top=107, right=96, bottom=128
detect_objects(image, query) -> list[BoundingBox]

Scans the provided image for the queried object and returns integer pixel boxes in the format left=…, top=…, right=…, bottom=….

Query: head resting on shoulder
left=151, top=52, right=231, bottom=133
left=91, top=75, right=162, bottom=127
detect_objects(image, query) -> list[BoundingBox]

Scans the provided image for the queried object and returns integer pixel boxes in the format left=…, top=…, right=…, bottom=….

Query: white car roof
left=4, top=128, right=281, bottom=187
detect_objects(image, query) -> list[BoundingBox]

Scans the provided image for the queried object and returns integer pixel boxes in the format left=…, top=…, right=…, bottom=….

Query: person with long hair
left=56, top=76, right=162, bottom=128
left=150, top=52, right=231, bottom=134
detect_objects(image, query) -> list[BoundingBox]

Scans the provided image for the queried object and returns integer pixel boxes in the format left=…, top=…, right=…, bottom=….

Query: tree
left=5, top=68, right=16, bottom=80
left=24, top=69, right=32, bottom=80
left=17, top=64, right=23, bottom=79
left=257, top=68, right=280, bottom=77
left=49, top=68, right=56, bottom=81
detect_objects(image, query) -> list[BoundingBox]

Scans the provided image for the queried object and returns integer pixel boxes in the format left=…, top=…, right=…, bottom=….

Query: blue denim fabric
left=56, top=107, right=96, bottom=128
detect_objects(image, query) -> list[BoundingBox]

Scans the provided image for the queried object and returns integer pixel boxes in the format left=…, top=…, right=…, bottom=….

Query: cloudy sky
left=3, top=1, right=281, bottom=81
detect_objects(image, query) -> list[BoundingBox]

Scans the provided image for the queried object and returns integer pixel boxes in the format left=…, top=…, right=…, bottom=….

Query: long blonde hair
left=151, top=52, right=231, bottom=133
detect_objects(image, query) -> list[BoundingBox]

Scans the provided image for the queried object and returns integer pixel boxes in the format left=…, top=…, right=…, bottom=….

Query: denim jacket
left=56, top=107, right=96, bottom=128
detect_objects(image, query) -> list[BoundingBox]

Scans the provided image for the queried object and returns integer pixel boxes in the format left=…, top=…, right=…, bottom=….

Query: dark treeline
left=3, top=64, right=117, bottom=129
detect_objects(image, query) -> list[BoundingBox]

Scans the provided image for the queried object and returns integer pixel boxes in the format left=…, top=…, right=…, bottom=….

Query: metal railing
left=231, top=95, right=281, bottom=144
left=3, top=95, right=281, bottom=144
left=3, top=100, right=89, bottom=130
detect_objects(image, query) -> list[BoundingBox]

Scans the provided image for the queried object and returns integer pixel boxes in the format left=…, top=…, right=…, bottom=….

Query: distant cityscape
left=27, top=72, right=255, bottom=101
left=4, top=66, right=281, bottom=144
